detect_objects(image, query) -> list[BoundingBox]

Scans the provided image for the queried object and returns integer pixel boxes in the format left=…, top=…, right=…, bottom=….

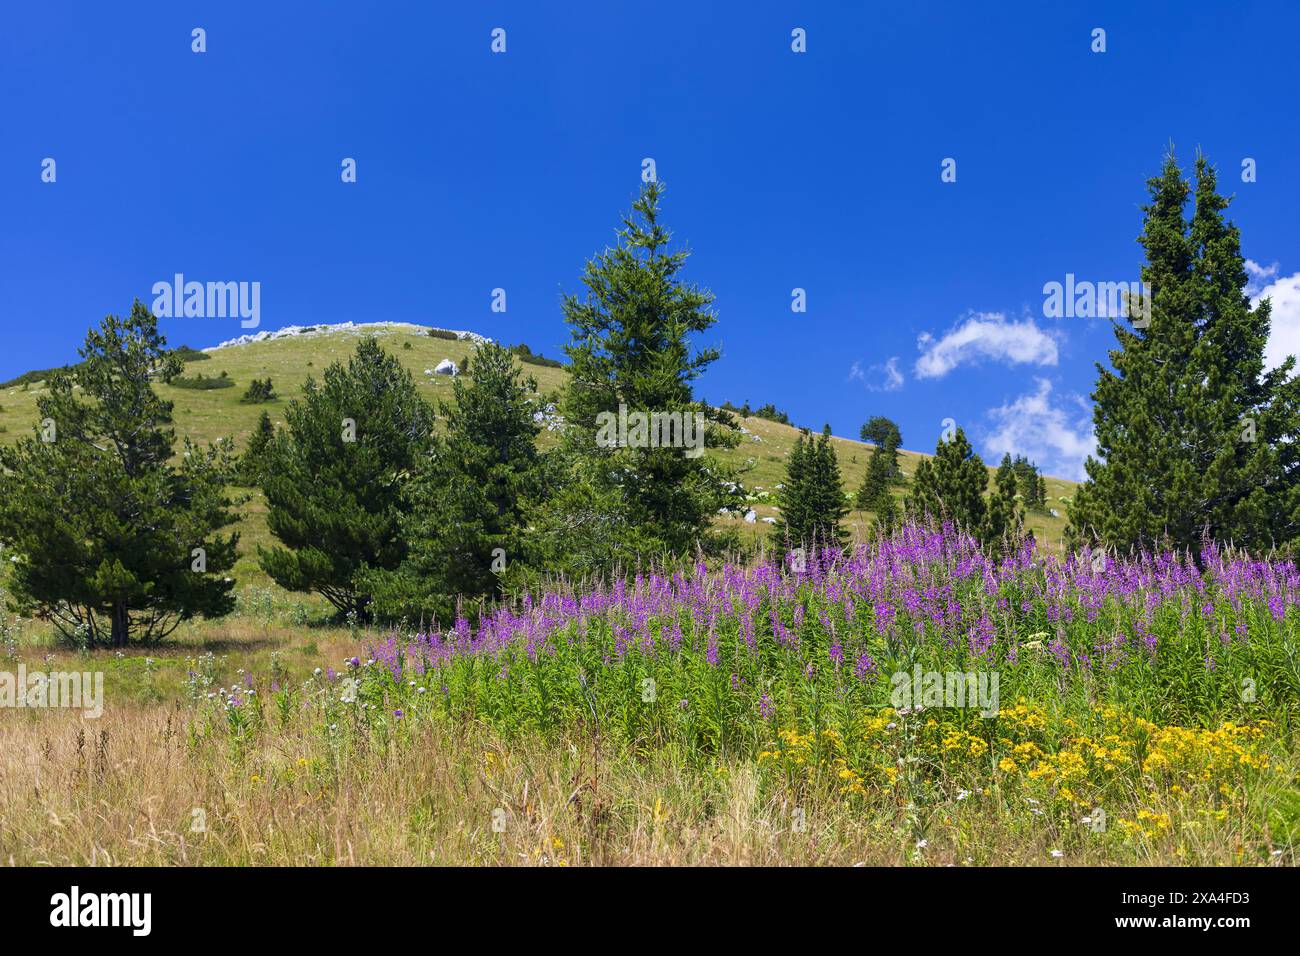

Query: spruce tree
left=810, top=425, right=849, bottom=546
left=872, top=487, right=900, bottom=536
left=1068, top=152, right=1300, bottom=554
left=257, top=338, right=433, bottom=620
left=774, top=426, right=848, bottom=550
left=1011, top=455, right=1041, bottom=508
left=0, top=302, right=238, bottom=646
left=772, top=431, right=812, bottom=550
left=544, top=181, right=735, bottom=570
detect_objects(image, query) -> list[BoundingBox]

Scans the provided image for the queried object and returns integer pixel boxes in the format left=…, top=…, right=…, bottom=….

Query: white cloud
left=1246, top=259, right=1279, bottom=298
left=848, top=356, right=904, bottom=392
left=915, top=311, right=1058, bottom=379
left=1252, top=268, right=1300, bottom=373
left=981, top=378, right=1096, bottom=481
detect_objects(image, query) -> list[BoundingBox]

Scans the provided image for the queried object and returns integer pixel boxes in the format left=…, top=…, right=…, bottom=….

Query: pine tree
left=240, top=377, right=276, bottom=404
left=364, top=342, right=544, bottom=621
left=1008, top=455, right=1045, bottom=510
left=0, top=302, right=238, bottom=646
left=984, top=453, right=1024, bottom=549
left=860, top=415, right=903, bottom=480
left=856, top=444, right=894, bottom=510
left=543, top=181, right=735, bottom=571
left=257, top=338, right=433, bottom=620
left=905, top=427, right=988, bottom=534
left=1068, top=152, right=1300, bottom=554
left=237, top=411, right=275, bottom=487
left=871, top=487, right=900, bottom=537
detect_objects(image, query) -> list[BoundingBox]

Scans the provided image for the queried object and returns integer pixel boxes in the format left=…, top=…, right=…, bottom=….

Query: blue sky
left=3, top=1, right=1299, bottom=479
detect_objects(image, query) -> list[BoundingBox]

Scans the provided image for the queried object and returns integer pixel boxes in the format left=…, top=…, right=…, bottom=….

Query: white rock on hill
left=743, top=509, right=757, bottom=523
left=206, top=321, right=492, bottom=352
left=433, top=359, right=458, bottom=376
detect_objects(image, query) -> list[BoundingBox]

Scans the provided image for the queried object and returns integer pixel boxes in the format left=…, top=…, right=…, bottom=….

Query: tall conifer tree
left=1069, top=152, right=1300, bottom=553
left=541, top=181, right=735, bottom=570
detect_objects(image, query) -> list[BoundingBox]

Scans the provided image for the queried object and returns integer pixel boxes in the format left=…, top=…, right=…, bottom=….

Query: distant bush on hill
left=0, top=366, right=72, bottom=389
left=172, top=371, right=234, bottom=390
left=241, top=377, right=276, bottom=403
left=427, top=328, right=460, bottom=341
left=720, top=400, right=792, bottom=426
left=507, top=343, right=564, bottom=369
left=0, top=344, right=209, bottom=390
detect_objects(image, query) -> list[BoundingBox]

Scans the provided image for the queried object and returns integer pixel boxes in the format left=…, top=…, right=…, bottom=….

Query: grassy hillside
left=0, top=322, right=1078, bottom=590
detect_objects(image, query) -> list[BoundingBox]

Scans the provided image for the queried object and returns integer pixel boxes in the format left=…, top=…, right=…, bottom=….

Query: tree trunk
left=110, top=603, right=130, bottom=648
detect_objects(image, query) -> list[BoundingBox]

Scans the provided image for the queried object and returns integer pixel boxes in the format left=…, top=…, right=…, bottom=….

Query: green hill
left=0, top=322, right=1078, bottom=589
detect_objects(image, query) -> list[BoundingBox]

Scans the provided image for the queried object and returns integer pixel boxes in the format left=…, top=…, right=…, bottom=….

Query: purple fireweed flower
left=855, top=653, right=878, bottom=681
left=968, top=614, right=995, bottom=658
left=759, top=694, right=773, bottom=719
left=298, top=521, right=1300, bottom=719
left=1048, top=639, right=1071, bottom=668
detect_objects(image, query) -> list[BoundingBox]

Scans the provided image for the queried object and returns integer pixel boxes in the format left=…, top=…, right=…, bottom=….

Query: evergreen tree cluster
left=0, top=182, right=738, bottom=641
left=241, top=377, right=276, bottom=404
left=906, top=428, right=1023, bottom=550
left=1008, top=454, right=1048, bottom=510
left=772, top=425, right=849, bottom=551
left=854, top=415, right=904, bottom=534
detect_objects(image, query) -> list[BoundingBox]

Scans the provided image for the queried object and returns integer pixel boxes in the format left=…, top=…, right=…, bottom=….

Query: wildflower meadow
left=153, top=523, right=1298, bottom=865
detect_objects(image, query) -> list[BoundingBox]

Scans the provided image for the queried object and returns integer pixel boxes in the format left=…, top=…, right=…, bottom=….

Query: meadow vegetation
left=1, top=161, right=1297, bottom=867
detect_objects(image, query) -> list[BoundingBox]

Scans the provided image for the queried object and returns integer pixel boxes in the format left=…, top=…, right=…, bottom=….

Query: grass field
left=9, top=324, right=1288, bottom=869
left=2, top=522, right=1297, bottom=866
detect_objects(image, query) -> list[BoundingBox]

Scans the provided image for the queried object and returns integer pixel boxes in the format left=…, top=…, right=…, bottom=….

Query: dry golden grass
left=3, top=687, right=1294, bottom=867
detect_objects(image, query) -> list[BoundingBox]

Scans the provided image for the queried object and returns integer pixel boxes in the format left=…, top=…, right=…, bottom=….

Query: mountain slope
left=0, top=323, right=1078, bottom=587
